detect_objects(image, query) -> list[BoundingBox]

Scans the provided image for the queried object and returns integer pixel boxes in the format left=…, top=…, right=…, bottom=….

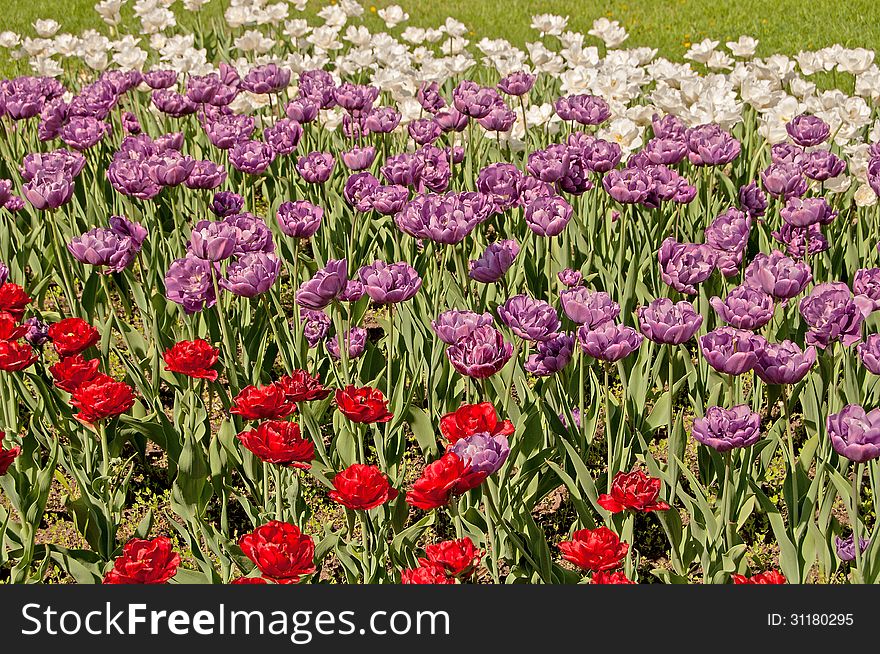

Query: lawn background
left=1, top=0, right=879, bottom=73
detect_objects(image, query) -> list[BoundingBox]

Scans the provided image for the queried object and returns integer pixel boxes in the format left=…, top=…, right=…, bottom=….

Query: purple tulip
left=560, top=287, right=620, bottom=328
left=780, top=197, right=835, bottom=227
left=152, top=89, right=197, bottom=117
left=804, top=149, right=846, bottom=181
left=709, top=285, right=775, bottom=330
left=264, top=118, right=303, bottom=156
left=186, top=73, right=222, bottom=104
left=469, top=240, right=520, bottom=283
left=452, top=80, right=498, bottom=119
left=67, top=223, right=140, bottom=273
left=835, top=534, right=870, bottom=562
left=296, top=152, right=335, bottom=184
left=738, top=181, right=768, bottom=217
left=857, top=334, right=880, bottom=375
left=364, top=106, right=401, bottom=133
left=705, top=208, right=751, bottom=276
left=344, top=172, right=380, bottom=212
left=477, top=162, right=522, bottom=208
left=299, top=309, right=331, bottom=348
left=185, top=160, right=226, bottom=190
left=826, top=405, right=880, bottom=463
left=602, top=168, right=652, bottom=204
left=285, top=98, right=320, bottom=123
left=417, top=81, right=446, bottom=113
left=144, top=69, right=178, bottom=89
left=60, top=116, right=111, bottom=151
left=295, top=259, right=348, bottom=310
left=853, top=269, right=880, bottom=312
left=448, top=432, right=510, bottom=476
left=220, top=252, right=280, bottom=297
left=497, top=294, right=560, bottom=342
left=230, top=140, right=276, bottom=176
left=771, top=143, right=807, bottom=167
left=786, top=114, right=830, bottom=147
left=371, top=185, right=409, bottom=215
left=205, top=114, right=255, bottom=149
left=644, top=137, right=688, bottom=165
left=691, top=405, right=761, bottom=452
left=658, top=238, right=717, bottom=295
left=23, top=170, right=75, bottom=210
left=164, top=255, right=217, bottom=314
left=558, top=268, right=582, bottom=288
left=761, top=162, right=807, bottom=200
left=446, top=325, right=513, bottom=379
left=555, top=94, right=610, bottom=125
left=23, top=317, right=50, bottom=347
left=358, top=260, right=422, bottom=304
left=744, top=250, right=812, bottom=300
left=277, top=201, right=323, bottom=239
left=525, top=332, right=576, bottom=376
left=431, top=310, right=494, bottom=345
left=327, top=327, right=368, bottom=360
left=341, top=146, right=376, bottom=171
left=753, top=339, right=817, bottom=384
left=686, top=124, right=740, bottom=166
left=241, top=64, right=291, bottom=94
left=524, top=196, right=572, bottom=237
left=799, top=282, right=870, bottom=349
left=578, top=323, right=644, bottom=362
left=339, top=280, right=365, bottom=303
left=211, top=191, right=244, bottom=218
left=698, top=327, right=761, bottom=376
left=189, top=220, right=239, bottom=261
left=637, top=298, right=703, bottom=345
left=497, top=72, right=536, bottom=96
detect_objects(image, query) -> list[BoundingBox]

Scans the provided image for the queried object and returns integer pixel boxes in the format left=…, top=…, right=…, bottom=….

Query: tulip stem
left=722, top=451, right=734, bottom=552
left=850, top=463, right=864, bottom=584
left=99, top=422, right=110, bottom=480
left=666, top=346, right=678, bottom=497
left=604, top=364, right=613, bottom=493
left=781, top=386, right=799, bottom=528
left=274, top=464, right=284, bottom=522
left=210, top=267, right=239, bottom=393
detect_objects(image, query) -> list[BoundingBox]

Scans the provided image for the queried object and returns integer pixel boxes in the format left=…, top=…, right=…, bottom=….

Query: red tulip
left=0, top=445, right=21, bottom=476
left=558, top=526, right=628, bottom=572
left=732, top=570, right=786, bottom=584
left=0, top=340, right=38, bottom=371
left=0, top=312, right=28, bottom=341
left=424, top=537, right=481, bottom=577
left=236, top=420, right=314, bottom=468
left=49, top=355, right=103, bottom=393
left=335, top=385, right=393, bottom=423
left=401, top=561, right=456, bottom=584
left=230, top=577, right=270, bottom=584
left=328, top=463, right=398, bottom=510
left=48, top=317, right=100, bottom=357
left=597, top=469, right=671, bottom=514
left=239, top=521, right=316, bottom=584
left=406, top=452, right=487, bottom=510
left=103, top=536, right=181, bottom=584
left=71, top=377, right=136, bottom=423
left=277, top=369, right=332, bottom=402
left=0, top=283, right=31, bottom=319
left=163, top=339, right=220, bottom=381
left=591, top=570, right=636, bottom=584
left=230, top=383, right=295, bottom=421
left=439, top=402, right=515, bottom=444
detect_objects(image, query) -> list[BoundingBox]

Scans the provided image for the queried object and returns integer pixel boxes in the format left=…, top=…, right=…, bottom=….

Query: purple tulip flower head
left=446, top=325, right=514, bottom=379
left=857, top=334, right=880, bottom=375
left=295, top=259, right=348, bottom=310
left=602, top=168, right=652, bottom=204
left=761, top=162, right=807, bottom=200
left=786, top=114, right=831, bottom=147
left=753, top=339, right=817, bottom=384
left=738, top=181, right=768, bottom=217
left=24, top=317, right=50, bottom=347
left=658, top=238, right=717, bottom=295
left=242, top=64, right=291, bottom=94
left=417, top=81, right=446, bottom=113
left=691, top=405, right=761, bottom=452
left=497, top=72, right=536, bottom=96
left=230, top=140, right=276, bottom=176
left=686, top=124, right=741, bottom=166
left=68, top=227, right=138, bottom=273
left=826, top=405, right=880, bottom=463
left=799, top=282, right=870, bottom=349
left=344, top=172, right=380, bottom=212
left=524, top=196, right=573, bottom=237
left=223, top=213, right=274, bottom=255
left=220, top=252, right=280, bottom=298
left=431, top=310, right=494, bottom=345
left=358, top=260, right=422, bottom=304
left=835, top=534, right=870, bottom=562
left=277, top=200, right=323, bottom=239
left=477, top=163, right=523, bottom=212
left=341, top=146, right=377, bottom=171
left=705, top=208, right=751, bottom=277
left=448, top=432, right=510, bottom=476
left=189, top=220, right=239, bottom=262
left=327, top=327, right=368, bottom=361
left=698, top=327, right=761, bottom=376
left=560, top=288, right=620, bottom=328
left=780, top=197, right=835, bottom=228
left=804, top=149, right=846, bottom=181
left=469, top=240, right=520, bottom=283
left=299, top=309, right=331, bottom=348
left=744, top=250, right=812, bottom=301
left=452, top=80, right=498, bottom=119
left=524, top=332, right=575, bottom=376
left=497, top=294, right=561, bottom=342
left=637, top=298, right=703, bottom=345
left=558, top=268, right=583, bottom=288
left=709, top=285, right=775, bottom=331
left=578, top=323, right=644, bottom=362
left=852, top=268, right=880, bottom=312
left=164, top=255, right=217, bottom=314
left=297, top=151, right=335, bottom=184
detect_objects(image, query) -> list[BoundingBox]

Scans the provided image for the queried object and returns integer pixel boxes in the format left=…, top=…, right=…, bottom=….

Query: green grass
left=1, top=0, right=879, bottom=76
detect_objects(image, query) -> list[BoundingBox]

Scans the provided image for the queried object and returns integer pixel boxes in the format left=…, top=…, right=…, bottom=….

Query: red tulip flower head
left=277, top=370, right=332, bottom=402
left=439, top=402, right=515, bottom=444
left=236, top=420, right=314, bottom=468
left=558, top=526, right=629, bottom=571
left=239, top=521, right=316, bottom=584
left=71, top=377, right=136, bottom=423
left=328, top=463, right=398, bottom=510
left=49, top=355, right=102, bottom=393
left=731, top=570, right=786, bottom=584
left=163, top=339, right=220, bottom=381
left=401, top=561, right=456, bottom=584
left=231, top=383, right=296, bottom=420
left=48, top=317, right=100, bottom=356
left=597, top=469, right=671, bottom=513
left=0, top=445, right=21, bottom=476
left=103, top=536, right=181, bottom=584
left=335, top=385, right=393, bottom=423
left=423, top=537, right=481, bottom=578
